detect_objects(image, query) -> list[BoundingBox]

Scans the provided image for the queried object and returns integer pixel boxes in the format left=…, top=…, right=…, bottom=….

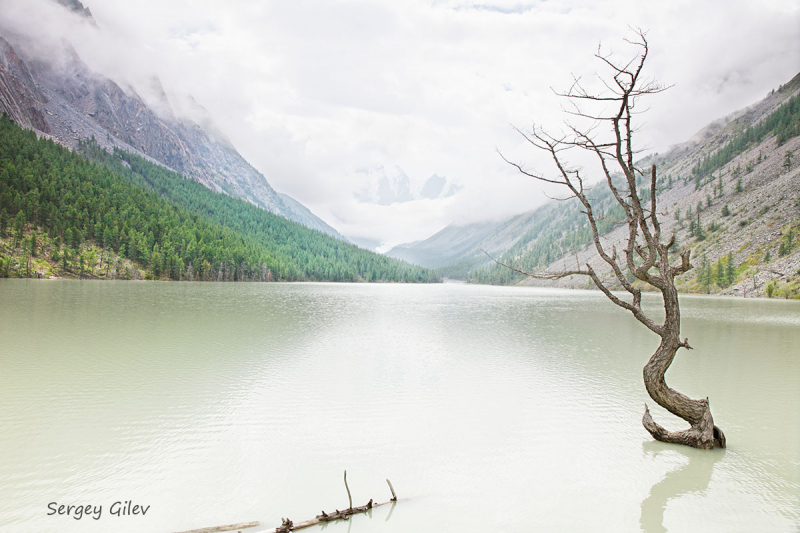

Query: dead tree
left=497, top=30, right=725, bottom=449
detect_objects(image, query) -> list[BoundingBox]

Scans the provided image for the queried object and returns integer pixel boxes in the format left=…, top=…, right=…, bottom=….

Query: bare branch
left=542, top=190, right=577, bottom=202
left=482, top=249, right=587, bottom=280
left=496, top=28, right=725, bottom=449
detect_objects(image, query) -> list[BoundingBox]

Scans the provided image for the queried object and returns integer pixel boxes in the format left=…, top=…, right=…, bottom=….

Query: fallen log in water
left=273, top=472, right=399, bottom=532
left=174, top=521, right=259, bottom=533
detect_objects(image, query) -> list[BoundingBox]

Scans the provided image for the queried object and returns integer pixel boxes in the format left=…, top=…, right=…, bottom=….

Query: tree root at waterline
left=643, top=403, right=726, bottom=450
left=641, top=341, right=726, bottom=450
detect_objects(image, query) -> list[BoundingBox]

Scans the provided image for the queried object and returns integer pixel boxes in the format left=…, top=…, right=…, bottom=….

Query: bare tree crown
left=497, top=30, right=689, bottom=342
left=496, top=29, right=726, bottom=449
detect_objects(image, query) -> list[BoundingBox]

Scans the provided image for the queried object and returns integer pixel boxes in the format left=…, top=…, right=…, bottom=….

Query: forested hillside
left=0, top=27, right=343, bottom=237
left=0, top=116, right=439, bottom=283
left=467, top=80, right=800, bottom=297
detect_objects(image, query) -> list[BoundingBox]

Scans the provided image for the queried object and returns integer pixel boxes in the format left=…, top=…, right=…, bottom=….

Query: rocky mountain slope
left=386, top=208, right=546, bottom=271
left=387, top=219, right=501, bottom=269
left=397, top=73, right=800, bottom=298
left=0, top=1, right=343, bottom=239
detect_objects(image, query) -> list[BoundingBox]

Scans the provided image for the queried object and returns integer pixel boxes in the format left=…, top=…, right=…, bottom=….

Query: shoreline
left=2, top=275, right=797, bottom=300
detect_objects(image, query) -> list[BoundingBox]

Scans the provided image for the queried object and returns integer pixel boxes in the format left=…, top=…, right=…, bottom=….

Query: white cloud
left=2, top=0, right=798, bottom=249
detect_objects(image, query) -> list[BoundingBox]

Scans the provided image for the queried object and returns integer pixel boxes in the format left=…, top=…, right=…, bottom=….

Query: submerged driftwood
left=274, top=472, right=399, bottom=532
left=174, top=521, right=259, bottom=533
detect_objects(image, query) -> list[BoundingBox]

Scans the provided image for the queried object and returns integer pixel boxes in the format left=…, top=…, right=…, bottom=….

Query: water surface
left=0, top=280, right=798, bottom=532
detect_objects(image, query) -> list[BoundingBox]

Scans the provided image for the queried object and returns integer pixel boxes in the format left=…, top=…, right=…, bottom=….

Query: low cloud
left=2, top=0, right=798, bottom=248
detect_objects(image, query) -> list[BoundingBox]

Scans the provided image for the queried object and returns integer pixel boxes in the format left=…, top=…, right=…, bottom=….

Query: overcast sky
left=5, top=0, right=800, bottom=249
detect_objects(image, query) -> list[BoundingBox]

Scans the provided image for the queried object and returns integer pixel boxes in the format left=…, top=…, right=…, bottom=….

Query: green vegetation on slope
left=466, top=183, right=636, bottom=285
left=0, top=115, right=439, bottom=282
left=465, top=84, right=800, bottom=291
left=691, top=91, right=800, bottom=179
left=0, top=223, right=142, bottom=280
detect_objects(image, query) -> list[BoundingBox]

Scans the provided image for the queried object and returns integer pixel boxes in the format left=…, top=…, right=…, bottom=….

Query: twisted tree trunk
left=642, top=285, right=725, bottom=449
left=497, top=30, right=726, bottom=449
left=642, top=340, right=725, bottom=449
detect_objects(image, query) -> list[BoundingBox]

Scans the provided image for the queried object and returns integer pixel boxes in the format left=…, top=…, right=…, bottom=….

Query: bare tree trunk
left=496, top=30, right=726, bottom=449
left=642, top=343, right=725, bottom=449
left=641, top=279, right=725, bottom=449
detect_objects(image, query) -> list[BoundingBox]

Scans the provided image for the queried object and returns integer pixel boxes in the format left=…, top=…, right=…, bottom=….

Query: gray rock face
left=0, top=38, right=49, bottom=132
left=278, top=193, right=346, bottom=241
left=54, top=0, right=94, bottom=20
left=0, top=32, right=344, bottom=239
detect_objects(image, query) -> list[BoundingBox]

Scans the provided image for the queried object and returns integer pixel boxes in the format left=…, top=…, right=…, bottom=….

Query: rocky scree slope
left=510, top=75, right=800, bottom=298
left=401, top=73, right=800, bottom=298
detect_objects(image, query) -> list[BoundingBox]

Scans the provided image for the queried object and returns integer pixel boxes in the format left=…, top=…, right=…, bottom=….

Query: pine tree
left=726, top=252, right=735, bottom=286
left=13, top=211, right=25, bottom=247
left=697, top=253, right=711, bottom=293
left=695, top=212, right=705, bottom=240
left=0, top=208, right=7, bottom=239
left=715, top=261, right=724, bottom=287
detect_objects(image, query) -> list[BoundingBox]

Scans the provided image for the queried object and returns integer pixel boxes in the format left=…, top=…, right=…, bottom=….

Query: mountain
left=420, top=174, right=462, bottom=200
left=0, top=115, right=439, bottom=283
left=387, top=219, right=502, bottom=269
left=354, top=164, right=462, bottom=206
left=386, top=204, right=567, bottom=272
left=277, top=193, right=347, bottom=241
left=0, top=2, right=342, bottom=239
left=403, top=73, right=800, bottom=297
left=354, top=165, right=415, bottom=205
left=54, top=0, right=94, bottom=20
left=420, top=174, right=447, bottom=200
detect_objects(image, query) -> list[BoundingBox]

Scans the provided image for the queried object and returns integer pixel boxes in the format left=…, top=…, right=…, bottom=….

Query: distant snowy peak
left=354, top=165, right=413, bottom=206
left=354, top=165, right=462, bottom=205
left=422, top=174, right=462, bottom=200
left=420, top=174, right=446, bottom=199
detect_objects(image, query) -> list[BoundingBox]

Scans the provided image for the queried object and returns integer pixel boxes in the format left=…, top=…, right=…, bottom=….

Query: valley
left=390, top=76, right=800, bottom=298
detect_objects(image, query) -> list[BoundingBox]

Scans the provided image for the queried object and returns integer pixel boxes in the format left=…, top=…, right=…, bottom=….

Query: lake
left=0, top=280, right=798, bottom=532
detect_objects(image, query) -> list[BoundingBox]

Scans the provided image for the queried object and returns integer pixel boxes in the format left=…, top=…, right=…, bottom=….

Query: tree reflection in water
left=640, top=441, right=726, bottom=533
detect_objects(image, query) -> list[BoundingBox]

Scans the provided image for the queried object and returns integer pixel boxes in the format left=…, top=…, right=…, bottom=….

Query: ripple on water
left=0, top=281, right=798, bottom=532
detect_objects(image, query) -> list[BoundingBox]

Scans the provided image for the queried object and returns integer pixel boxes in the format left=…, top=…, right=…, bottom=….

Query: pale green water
left=0, top=280, right=798, bottom=533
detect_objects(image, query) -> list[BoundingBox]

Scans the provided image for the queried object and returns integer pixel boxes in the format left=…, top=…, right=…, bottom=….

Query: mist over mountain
left=0, top=1, right=344, bottom=240
left=353, top=165, right=463, bottom=207
left=393, top=74, right=800, bottom=297
left=54, top=0, right=94, bottom=20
